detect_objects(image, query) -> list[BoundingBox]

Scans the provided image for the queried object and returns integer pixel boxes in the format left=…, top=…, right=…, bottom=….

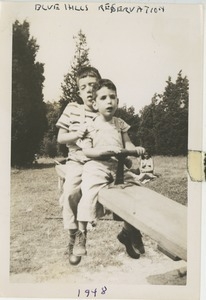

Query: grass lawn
left=10, top=155, right=187, bottom=283
left=146, top=156, right=187, bottom=206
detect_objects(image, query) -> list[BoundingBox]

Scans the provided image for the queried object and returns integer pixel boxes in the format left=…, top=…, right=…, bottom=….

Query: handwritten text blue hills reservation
left=35, top=3, right=165, bottom=14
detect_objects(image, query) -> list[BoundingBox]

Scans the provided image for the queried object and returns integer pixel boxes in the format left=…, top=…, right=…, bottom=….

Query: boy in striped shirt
left=56, top=66, right=101, bottom=265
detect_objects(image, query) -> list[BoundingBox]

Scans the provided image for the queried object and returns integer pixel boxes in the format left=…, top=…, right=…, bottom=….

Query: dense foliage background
left=12, top=20, right=188, bottom=166
left=12, top=20, right=47, bottom=166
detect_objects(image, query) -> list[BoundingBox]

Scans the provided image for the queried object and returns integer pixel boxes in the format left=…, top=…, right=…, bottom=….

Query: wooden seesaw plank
left=55, top=163, right=187, bottom=261
left=98, top=185, right=187, bottom=261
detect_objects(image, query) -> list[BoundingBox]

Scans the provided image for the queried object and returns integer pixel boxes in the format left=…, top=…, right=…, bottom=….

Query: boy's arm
left=57, top=126, right=87, bottom=145
left=122, top=132, right=136, bottom=150
left=122, top=132, right=145, bottom=156
left=56, top=103, right=88, bottom=145
left=83, top=132, right=145, bottom=159
left=83, top=146, right=121, bottom=159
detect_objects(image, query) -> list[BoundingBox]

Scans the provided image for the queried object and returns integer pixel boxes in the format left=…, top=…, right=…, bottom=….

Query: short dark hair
left=92, top=79, right=117, bottom=100
left=76, top=66, right=101, bottom=83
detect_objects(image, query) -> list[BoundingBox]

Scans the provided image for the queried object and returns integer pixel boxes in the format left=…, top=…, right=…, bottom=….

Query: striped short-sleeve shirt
left=56, top=102, right=97, bottom=162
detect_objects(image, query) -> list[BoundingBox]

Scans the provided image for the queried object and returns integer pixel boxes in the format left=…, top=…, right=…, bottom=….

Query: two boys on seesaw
left=56, top=66, right=145, bottom=265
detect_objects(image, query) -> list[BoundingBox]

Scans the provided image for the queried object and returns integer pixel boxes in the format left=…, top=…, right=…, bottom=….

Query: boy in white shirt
left=73, top=79, right=145, bottom=258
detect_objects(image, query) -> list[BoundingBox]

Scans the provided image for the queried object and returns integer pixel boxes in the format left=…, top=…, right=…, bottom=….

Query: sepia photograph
left=0, top=1, right=204, bottom=299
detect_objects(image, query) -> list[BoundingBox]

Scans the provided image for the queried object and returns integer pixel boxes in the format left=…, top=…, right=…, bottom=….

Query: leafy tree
left=56, top=30, right=92, bottom=157
left=59, top=30, right=90, bottom=112
left=40, top=101, right=68, bottom=157
left=115, top=105, right=141, bottom=146
left=139, top=101, right=156, bottom=155
left=12, top=20, right=47, bottom=166
left=41, top=136, right=58, bottom=158
left=44, top=101, right=60, bottom=140
left=153, top=71, right=189, bottom=155
left=40, top=101, right=61, bottom=157
left=139, top=71, right=189, bottom=155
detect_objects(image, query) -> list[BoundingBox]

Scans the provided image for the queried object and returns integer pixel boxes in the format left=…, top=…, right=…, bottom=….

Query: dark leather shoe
left=66, top=230, right=82, bottom=265
left=65, top=243, right=82, bottom=265
left=117, top=229, right=141, bottom=259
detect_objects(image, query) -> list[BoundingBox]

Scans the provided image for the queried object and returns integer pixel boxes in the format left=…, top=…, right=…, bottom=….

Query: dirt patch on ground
left=10, top=222, right=187, bottom=285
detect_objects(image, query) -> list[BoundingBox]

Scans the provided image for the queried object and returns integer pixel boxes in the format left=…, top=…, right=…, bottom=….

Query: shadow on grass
left=12, top=162, right=57, bottom=171
left=11, top=162, right=55, bottom=173
left=146, top=268, right=187, bottom=285
left=31, top=163, right=55, bottom=170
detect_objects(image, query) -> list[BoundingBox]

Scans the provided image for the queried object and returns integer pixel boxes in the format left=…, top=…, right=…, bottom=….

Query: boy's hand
left=135, top=146, right=145, bottom=156
left=105, top=146, right=122, bottom=154
left=101, top=146, right=122, bottom=155
left=76, top=124, right=88, bottom=139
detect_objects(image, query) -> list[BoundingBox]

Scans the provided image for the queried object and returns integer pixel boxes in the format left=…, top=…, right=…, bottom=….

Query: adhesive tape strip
left=188, top=150, right=206, bottom=182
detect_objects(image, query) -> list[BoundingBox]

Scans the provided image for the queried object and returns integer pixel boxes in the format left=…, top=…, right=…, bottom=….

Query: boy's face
left=78, top=76, right=98, bottom=111
left=93, top=86, right=118, bottom=120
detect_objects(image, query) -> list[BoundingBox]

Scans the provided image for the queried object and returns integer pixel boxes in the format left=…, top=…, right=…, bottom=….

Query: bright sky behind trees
left=4, top=2, right=203, bottom=114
